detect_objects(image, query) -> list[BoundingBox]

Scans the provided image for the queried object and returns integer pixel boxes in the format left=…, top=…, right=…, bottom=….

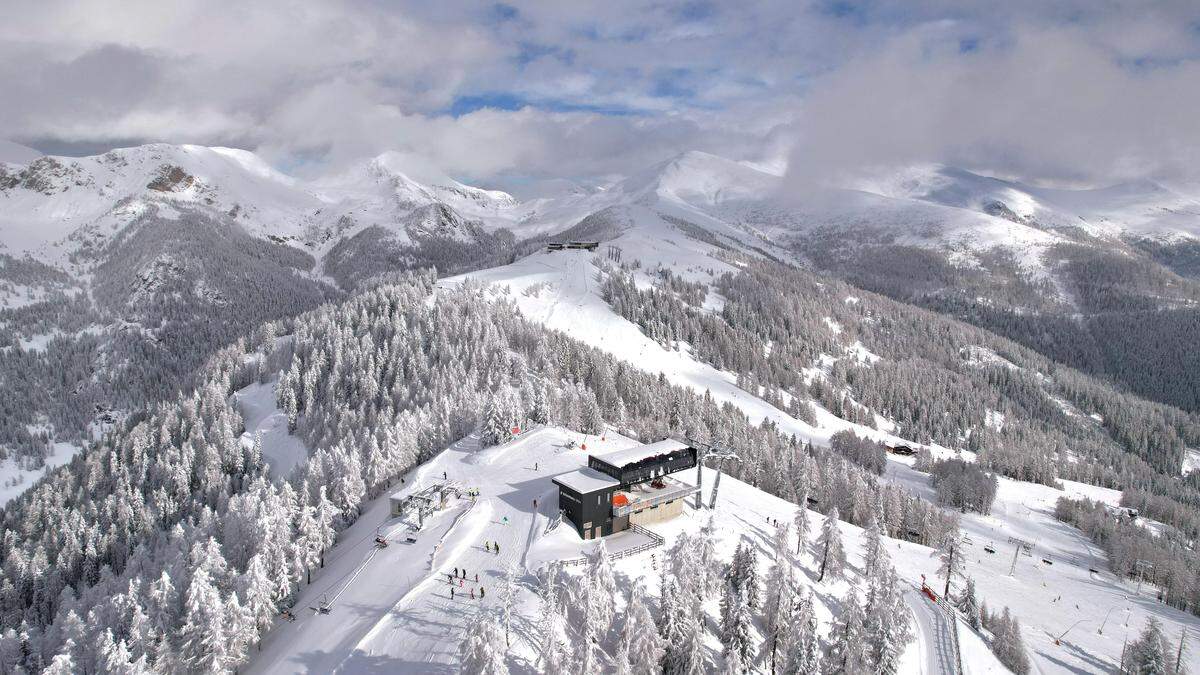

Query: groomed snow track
left=905, top=588, right=963, bottom=675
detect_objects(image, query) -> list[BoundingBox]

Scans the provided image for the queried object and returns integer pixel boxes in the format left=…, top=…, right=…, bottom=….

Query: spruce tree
left=619, top=582, right=663, bottom=675
left=817, top=507, right=846, bottom=582
left=460, top=610, right=509, bottom=675
left=793, top=494, right=811, bottom=556
left=958, top=577, right=982, bottom=630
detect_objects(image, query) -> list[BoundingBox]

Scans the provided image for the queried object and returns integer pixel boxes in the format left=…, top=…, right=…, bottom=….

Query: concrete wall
left=629, top=498, right=684, bottom=526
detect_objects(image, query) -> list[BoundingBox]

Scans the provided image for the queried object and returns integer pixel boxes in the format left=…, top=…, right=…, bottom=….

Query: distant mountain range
left=2, top=142, right=1199, bottom=474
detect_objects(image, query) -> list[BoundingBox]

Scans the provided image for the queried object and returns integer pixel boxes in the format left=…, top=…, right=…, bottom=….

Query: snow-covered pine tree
left=42, top=652, right=75, bottom=675
left=817, top=506, right=846, bottom=582
left=177, top=567, right=230, bottom=673
left=313, top=486, right=339, bottom=569
left=1126, top=616, right=1171, bottom=675
left=864, top=564, right=912, bottom=674
left=862, top=515, right=885, bottom=579
left=990, top=607, right=1031, bottom=675
left=744, top=545, right=760, bottom=610
left=460, top=610, right=509, bottom=675
left=483, top=396, right=514, bottom=446
left=500, top=564, right=517, bottom=648
left=618, top=581, right=664, bottom=675
left=933, top=529, right=965, bottom=598
left=661, top=577, right=705, bottom=675
left=530, top=381, right=550, bottom=425
left=536, top=571, right=571, bottom=675
left=761, top=564, right=795, bottom=674
left=585, top=540, right=618, bottom=640
left=294, top=498, right=322, bottom=584
left=958, top=577, right=981, bottom=630
left=793, top=493, right=811, bottom=556
left=720, top=581, right=748, bottom=662
left=575, top=601, right=604, bottom=675
left=240, top=553, right=277, bottom=647
left=827, top=592, right=869, bottom=674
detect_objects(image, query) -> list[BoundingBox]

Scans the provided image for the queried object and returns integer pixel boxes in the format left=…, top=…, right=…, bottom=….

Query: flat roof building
left=553, top=439, right=699, bottom=540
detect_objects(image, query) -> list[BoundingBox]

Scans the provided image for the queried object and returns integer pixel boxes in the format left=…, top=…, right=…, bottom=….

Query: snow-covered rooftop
left=593, top=439, right=690, bottom=469
left=552, top=467, right=620, bottom=494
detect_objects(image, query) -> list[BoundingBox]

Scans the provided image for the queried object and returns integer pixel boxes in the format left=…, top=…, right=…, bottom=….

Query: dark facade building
left=552, top=439, right=699, bottom=540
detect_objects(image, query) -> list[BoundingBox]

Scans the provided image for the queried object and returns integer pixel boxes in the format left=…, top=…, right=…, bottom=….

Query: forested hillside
left=0, top=273, right=962, bottom=671
left=784, top=229, right=1200, bottom=414
left=601, top=252, right=1200, bottom=503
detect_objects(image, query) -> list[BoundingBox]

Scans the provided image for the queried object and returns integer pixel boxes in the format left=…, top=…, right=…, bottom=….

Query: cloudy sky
left=2, top=0, right=1199, bottom=188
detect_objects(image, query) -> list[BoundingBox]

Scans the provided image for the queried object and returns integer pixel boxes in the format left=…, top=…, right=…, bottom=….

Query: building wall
left=590, top=447, right=697, bottom=486
left=629, top=498, right=684, bottom=526
left=558, top=484, right=617, bottom=539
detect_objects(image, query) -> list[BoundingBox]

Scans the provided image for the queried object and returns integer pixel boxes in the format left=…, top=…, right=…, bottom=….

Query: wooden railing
left=935, top=593, right=965, bottom=675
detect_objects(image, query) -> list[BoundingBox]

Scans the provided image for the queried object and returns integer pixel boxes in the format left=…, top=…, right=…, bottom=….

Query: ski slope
left=887, top=458, right=1200, bottom=674
left=443, top=213, right=911, bottom=452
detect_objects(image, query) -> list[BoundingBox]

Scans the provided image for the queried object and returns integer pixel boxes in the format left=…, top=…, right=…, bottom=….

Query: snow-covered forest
left=0, top=273, right=962, bottom=671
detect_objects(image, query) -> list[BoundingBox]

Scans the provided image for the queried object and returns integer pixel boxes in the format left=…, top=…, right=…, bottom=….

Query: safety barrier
left=557, top=524, right=665, bottom=568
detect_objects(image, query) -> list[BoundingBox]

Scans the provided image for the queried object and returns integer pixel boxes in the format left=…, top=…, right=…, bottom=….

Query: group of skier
left=447, top=567, right=485, bottom=600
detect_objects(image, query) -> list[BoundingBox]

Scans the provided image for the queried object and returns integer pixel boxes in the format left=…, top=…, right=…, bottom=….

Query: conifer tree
left=536, top=571, right=571, bottom=675
left=178, top=567, right=229, bottom=673
left=958, top=577, right=982, bottom=630
left=793, top=494, right=811, bottom=556
left=619, top=581, right=664, bottom=675
left=585, top=540, right=618, bottom=639
left=934, top=530, right=965, bottom=598
left=817, top=507, right=846, bottom=582
left=241, top=553, right=277, bottom=646
left=990, top=607, right=1031, bottom=675
left=460, top=610, right=509, bottom=675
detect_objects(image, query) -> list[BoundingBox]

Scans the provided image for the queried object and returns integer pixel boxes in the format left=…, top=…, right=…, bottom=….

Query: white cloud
left=1, top=0, right=1198, bottom=184
left=785, top=20, right=1200, bottom=188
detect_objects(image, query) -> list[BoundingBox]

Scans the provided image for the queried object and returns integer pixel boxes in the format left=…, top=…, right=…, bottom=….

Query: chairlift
left=1042, top=557, right=1054, bottom=565
left=374, top=535, right=389, bottom=548
left=983, top=544, right=996, bottom=554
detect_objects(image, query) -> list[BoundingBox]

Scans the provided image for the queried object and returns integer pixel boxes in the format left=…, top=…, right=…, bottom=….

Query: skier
left=495, top=543, right=501, bottom=555
left=533, top=498, right=538, bottom=509
left=474, top=573, right=479, bottom=582
left=485, top=541, right=491, bottom=552
left=502, top=516, right=509, bottom=525
left=470, top=589, right=475, bottom=599
left=535, top=462, right=538, bottom=471
left=443, top=471, right=447, bottom=480
left=480, top=587, right=486, bottom=598
left=460, top=579, right=464, bottom=587
left=454, top=567, right=459, bottom=578
left=451, top=588, right=454, bottom=600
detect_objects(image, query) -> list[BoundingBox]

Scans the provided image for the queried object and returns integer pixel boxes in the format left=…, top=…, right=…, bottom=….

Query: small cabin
left=886, top=443, right=916, bottom=456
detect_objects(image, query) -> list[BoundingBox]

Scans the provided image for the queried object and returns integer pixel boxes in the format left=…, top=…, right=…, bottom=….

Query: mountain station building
left=552, top=439, right=699, bottom=539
